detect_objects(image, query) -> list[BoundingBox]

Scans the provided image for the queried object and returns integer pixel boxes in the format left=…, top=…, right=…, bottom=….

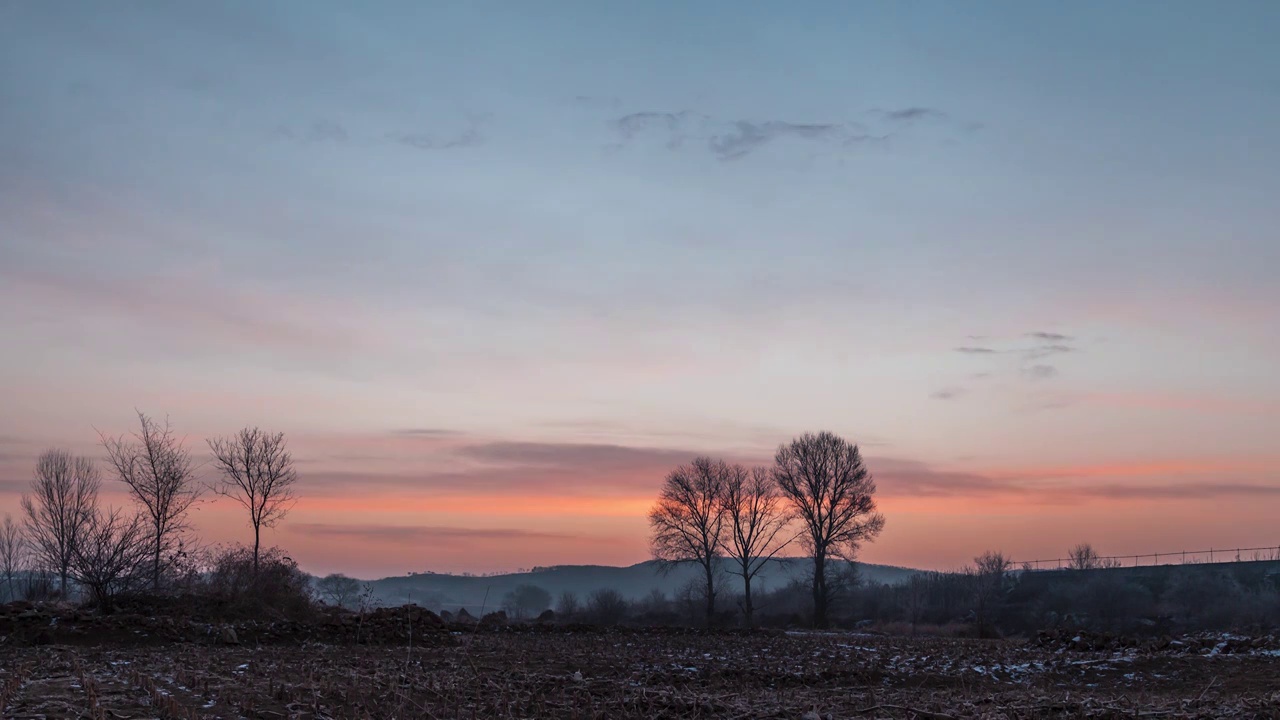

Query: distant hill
left=365, top=558, right=920, bottom=613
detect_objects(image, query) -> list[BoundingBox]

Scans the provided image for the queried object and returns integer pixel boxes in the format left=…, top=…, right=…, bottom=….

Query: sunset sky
left=1, top=1, right=1278, bottom=578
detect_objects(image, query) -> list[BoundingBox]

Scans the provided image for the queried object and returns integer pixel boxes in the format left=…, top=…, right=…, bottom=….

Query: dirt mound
left=0, top=600, right=456, bottom=648
left=1034, top=628, right=1280, bottom=655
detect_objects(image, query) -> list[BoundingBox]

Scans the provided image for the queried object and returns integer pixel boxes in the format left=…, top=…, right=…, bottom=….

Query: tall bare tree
left=207, top=427, right=299, bottom=574
left=100, top=411, right=201, bottom=591
left=1, top=514, right=28, bottom=603
left=21, top=449, right=101, bottom=600
left=649, top=456, right=727, bottom=626
left=774, top=431, right=885, bottom=628
left=969, top=550, right=1011, bottom=636
left=70, top=507, right=149, bottom=612
left=721, top=464, right=792, bottom=626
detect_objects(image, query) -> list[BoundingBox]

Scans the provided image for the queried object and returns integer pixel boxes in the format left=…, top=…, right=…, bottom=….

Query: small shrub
left=586, top=588, right=629, bottom=625
left=202, top=545, right=315, bottom=620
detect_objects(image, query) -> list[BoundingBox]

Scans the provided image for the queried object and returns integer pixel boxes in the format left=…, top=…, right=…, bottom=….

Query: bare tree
left=1, top=514, right=28, bottom=603
left=969, top=550, right=1011, bottom=636
left=906, top=573, right=928, bottom=636
left=317, top=572, right=361, bottom=608
left=1067, top=542, right=1121, bottom=570
left=586, top=588, right=629, bottom=625
left=556, top=591, right=580, bottom=617
left=70, top=507, right=149, bottom=612
left=649, top=456, right=727, bottom=626
left=100, top=411, right=201, bottom=591
left=501, top=584, right=552, bottom=620
left=774, top=431, right=885, bottom=628
left=206, top=427, right=299, bottom=574
left=721, top=464, right=792, bottom=627
left=21, top=449, right=101, bottom=600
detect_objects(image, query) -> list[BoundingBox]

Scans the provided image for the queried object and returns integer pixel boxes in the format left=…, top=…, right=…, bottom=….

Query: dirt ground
left=4, top=627, right=1280, bottom=719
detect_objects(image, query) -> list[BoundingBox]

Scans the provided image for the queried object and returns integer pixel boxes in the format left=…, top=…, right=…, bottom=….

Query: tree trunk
left=704, top=562, right=716, bottom=628
left=743, top=573, right=754, bottom=628
left=812, top=553, right=828, bottom=629
left=153, top=528, right=162, bottom=591
left=253, top=523, right=261, bottom=576
left=60, top=567, right=69, bottom=602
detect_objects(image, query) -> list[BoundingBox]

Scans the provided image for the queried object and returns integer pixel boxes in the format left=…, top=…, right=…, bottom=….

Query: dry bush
left=70, top=507, right=149, bottom=612
left=586, top=588, right=629, bottom=625
left=201, top=545, right=315, bottom=619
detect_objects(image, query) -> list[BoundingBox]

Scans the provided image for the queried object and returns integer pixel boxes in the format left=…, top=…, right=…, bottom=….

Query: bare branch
left=69, top=507, right=149, bottom=612
left=99, top=410, right=202, bottom=591
left=206, top=427, right=299, bottom=573
left=721, top=464, right=795, bottom=626
left=648, top=456, right=728, bottom=626
left=774, top=431, right=885, bottom=628
left=21, top=449, right=100, bottom=600
left=0, top=514, right=29, bottom=603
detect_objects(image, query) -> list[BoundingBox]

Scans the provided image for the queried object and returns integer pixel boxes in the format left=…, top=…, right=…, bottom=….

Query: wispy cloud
left=875, top=456, right=1276, bottom=501
left=290, top=523, right=583, bottom=544
left=872, top=107, right=947, bottom=122
left=951, top=330, right=1076, bottom=384
left=708, top=121, right=864, bottom=161
left=394, top=113, right=488, bottom=150
left=930, top=387, right=966, bottom=400
left=874, top=458, right=1014, bottom=497
left=614, top=110, right=702, bottom=150
left=604, top=104, right=969, bottom=161
left=1023, top=344, right=1074, bottom=360
left=1022, top=364, right=1059, bottom=380
left=457, top=441, right=697, bottom=470
left=390, top=428, right=466, bottom=438
left=1083, top=483, right=1280, bottom=500
left=1077, top=392, right=1280, bottom=416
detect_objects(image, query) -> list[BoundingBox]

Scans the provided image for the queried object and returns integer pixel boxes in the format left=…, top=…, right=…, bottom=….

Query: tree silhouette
left=649, top=457, right=727, bottom=626
left=70, top=507, right=149, bottom=612
left=207, top=427, right=299, bottom=574
left=1, top=514, right=28, bottom=603
left=774, top=431, right=884, bottom=628
left=101, top=412, right=201, bottom=591
left=317, top=573, right=361, bottom=608
left=21, top=449, right=100, bottom=599
left=721, top=464, right=792, bottom=626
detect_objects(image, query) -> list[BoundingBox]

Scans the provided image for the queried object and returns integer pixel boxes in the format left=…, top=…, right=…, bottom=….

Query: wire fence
left=1016, top=545, right=1280, bottom=571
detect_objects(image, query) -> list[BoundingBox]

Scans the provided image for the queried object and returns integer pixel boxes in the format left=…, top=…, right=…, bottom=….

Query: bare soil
left=4, top=621, right=1280, bottom=719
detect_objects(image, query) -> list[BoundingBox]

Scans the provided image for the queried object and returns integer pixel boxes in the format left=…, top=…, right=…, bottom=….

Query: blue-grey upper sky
left=1, top=1, right=1278, bottom=572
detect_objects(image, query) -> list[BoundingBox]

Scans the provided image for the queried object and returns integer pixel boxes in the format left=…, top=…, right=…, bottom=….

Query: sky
left=1, top=1, right=1278, bottom=578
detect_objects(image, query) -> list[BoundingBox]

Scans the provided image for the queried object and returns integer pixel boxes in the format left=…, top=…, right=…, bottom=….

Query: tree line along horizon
left=2, top=410, right=298, bottom=610
left=2, top=414, right=1151, bottom=629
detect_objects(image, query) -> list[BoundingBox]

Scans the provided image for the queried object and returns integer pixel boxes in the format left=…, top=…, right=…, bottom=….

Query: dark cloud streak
left=290, top=523, right=584, bottom=544
left=1023, top=364, right=1059, bottom=380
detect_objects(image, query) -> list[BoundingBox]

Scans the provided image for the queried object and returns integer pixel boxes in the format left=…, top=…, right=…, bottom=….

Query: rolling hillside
left=365, top=558, right=920, bottom=613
